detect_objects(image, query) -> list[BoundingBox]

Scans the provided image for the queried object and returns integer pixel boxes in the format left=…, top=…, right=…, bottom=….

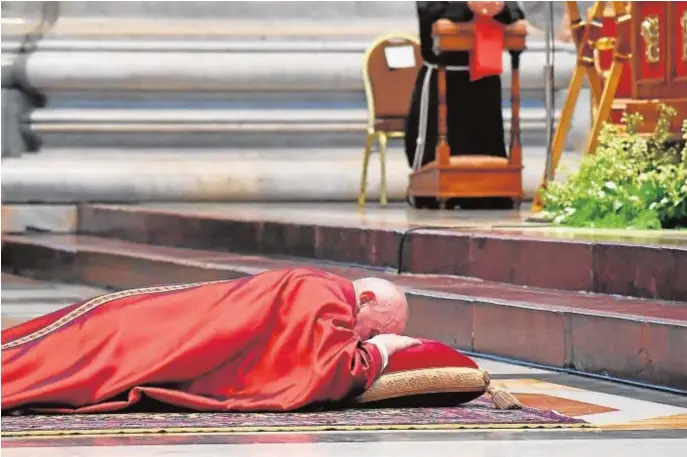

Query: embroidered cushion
left=352, top=339, right=489, bottom=407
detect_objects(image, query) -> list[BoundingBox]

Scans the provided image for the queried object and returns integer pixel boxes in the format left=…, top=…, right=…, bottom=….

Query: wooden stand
left=407, top=19, right=527, bottom=209
left=533, top=1, right=628, bottom=214
left=592, top=3, right=634, bottom=124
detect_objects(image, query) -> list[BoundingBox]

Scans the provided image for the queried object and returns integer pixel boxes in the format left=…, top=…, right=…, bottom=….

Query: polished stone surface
left=3, top=439, right=687, bottom=457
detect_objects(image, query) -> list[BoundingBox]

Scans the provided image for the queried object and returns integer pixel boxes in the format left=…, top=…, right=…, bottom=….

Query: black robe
left=405, top=1, right=525, bottom=171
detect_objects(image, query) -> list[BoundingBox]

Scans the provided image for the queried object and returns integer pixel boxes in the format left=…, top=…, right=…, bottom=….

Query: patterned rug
left=1, top=399, right=590, bottom=437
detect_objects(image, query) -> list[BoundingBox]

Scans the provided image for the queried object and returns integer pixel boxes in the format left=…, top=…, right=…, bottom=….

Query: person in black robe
left=405, top=1, right=525, bottom=210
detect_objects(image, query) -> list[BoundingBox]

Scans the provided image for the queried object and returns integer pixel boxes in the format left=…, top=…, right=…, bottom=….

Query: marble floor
left=2, top=275, right=686, bottom=456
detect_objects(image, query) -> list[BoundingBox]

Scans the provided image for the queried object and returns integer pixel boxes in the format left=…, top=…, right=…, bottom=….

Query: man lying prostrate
left=2, top=268, right=421, bottom=414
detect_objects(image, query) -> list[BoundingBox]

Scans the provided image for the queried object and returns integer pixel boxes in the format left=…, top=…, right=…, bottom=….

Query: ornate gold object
left=681, top=10, right=687, bottom=62
left=593, top=37, right=617, bottom=79
left=640, top=15, right=660, bottom=64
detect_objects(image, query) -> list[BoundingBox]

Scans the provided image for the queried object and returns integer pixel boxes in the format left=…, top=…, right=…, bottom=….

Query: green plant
left=541, top=104, right=687, bottom=229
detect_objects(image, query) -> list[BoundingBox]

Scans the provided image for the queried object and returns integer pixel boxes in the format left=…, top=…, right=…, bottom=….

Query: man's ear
left=359, top=290, right=376, bottom=305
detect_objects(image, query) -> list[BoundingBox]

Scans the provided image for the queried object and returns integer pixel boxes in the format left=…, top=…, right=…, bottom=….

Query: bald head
left=352, top=277, right=409, bottom=340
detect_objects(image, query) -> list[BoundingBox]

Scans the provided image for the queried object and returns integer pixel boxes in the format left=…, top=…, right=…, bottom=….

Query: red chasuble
left=1, top=268, right=383, bottom=413
left=470, top=15, right=505, bottom=81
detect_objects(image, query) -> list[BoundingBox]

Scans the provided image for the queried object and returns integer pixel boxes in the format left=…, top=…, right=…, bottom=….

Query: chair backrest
left=363, top=35, right=422, bottom=132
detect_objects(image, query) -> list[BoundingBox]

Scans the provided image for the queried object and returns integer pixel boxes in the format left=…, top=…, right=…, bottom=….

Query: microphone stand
left=543, top=1, right=556, bottom=184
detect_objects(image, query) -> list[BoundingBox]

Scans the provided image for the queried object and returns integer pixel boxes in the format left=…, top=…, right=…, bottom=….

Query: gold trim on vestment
left=1, top=280, right=229, bottom=350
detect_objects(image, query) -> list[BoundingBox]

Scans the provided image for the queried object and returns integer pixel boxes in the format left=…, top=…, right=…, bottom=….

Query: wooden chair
left=358, top=35, right=422, bottom=207
left=407, top=19, right=528, bottom=209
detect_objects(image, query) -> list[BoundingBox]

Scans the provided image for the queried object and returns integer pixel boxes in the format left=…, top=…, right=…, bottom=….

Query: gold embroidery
left=640, top=15, right=660, bottom=64
left=681, top=10, right=687, bottom=62
left=353, top=367, right=489, bottom=403
left=1, top=280, right=229, bottom=350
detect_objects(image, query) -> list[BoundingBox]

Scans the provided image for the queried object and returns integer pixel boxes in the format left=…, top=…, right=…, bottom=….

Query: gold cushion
left=353, top=367, right=490, bottom=404
left=449, top=155, right=510, bottom=167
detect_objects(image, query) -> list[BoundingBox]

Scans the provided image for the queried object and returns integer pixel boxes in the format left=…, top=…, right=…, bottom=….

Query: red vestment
left=1, top=268, right=383, bottom=413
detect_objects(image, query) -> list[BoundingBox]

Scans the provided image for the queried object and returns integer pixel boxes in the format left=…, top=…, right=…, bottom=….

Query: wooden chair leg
left=377, top=132, right=388, bottom=206
left=358, top=132, right=376, bottom=207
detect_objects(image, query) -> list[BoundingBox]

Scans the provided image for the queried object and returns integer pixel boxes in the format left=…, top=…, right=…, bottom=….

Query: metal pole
left=543, top=1, right=556, bottom=183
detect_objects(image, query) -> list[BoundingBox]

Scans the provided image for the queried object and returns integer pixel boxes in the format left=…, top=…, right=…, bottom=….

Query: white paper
left=384, top=45, right=416, bottom=69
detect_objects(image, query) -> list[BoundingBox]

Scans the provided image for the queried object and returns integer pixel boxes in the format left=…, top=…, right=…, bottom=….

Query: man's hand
left=368, top=334, right=422, bottom=357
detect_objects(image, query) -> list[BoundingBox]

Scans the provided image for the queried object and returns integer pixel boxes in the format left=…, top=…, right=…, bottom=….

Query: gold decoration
left=681, top=10, right=687, bottom=62
left=640, top=15, right=660, bottom=64
left=592, top=37, right=617, bottom=79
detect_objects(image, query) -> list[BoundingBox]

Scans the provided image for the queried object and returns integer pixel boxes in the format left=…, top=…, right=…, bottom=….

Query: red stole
left=470, top=15, right=505, bottom=81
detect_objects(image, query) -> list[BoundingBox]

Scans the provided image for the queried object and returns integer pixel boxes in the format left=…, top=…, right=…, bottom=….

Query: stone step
left=28, top=107, right=561, bottom=149
left=30, top=107, right=559, bottom=124
left=43, top=90, right=371, bottom=108
left=72, top=203, right=687, bottom=302
left=3, top=232, right=685, bottom=390
left=0, top=147, right=582, bottom=203
left=45, top=2, right=419, bottom=21
left=21, top=36, right=576, bottom=95
left=42, top=89, right=550, bottom=111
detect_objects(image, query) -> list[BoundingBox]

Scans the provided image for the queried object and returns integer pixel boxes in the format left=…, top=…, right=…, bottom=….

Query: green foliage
left=541, top=104, right=687, bottom=229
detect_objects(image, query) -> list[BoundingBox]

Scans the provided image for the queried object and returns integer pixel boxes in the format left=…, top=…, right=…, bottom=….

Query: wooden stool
left=407, top=19, right=527, bottom=209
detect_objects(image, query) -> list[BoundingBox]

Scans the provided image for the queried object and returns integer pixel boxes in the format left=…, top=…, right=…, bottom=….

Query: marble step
left=71, top=202, right=687, bottom=302
left=3, top=232, right=685, bottom=390
left=28, top=107, right=563, bottom=148
left=30, top=107, right=560, bottom=124
left=36, top=2, right=419, bottom=21
left=0, top=147, right=583, bottom=203
left=19, top=34, right=576, bottom=94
